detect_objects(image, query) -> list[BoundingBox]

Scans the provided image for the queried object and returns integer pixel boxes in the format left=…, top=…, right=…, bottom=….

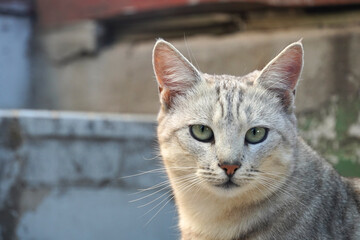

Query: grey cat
left=152, top=39, right=360, bottom=240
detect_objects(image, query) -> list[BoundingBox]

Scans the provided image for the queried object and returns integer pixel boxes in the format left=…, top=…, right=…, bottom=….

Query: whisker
left=260, top=170, right=304, bottom=182
left=135, top=180, right=171, bottom=193
left=133, top=174, right=196, bottom=207
left=123, top=166, right=196, bottom=180
left=142, top=193, right=173, bottom=218
left=131, top=173, right=197, bottom=200
left=141, top=176, right=199, bottom=224
left=258, top=171, right=307, bottom=195
left=252, top=180, right=273, bottom=203
left=178, top=178, right=200, bottom=194
left=138, top=189, right=173, bottom=208
left=255, top=175, right=307, bottom=208
left=130, top=184, right=171, bottom=203
left=121, top=168, right=167, bottom=179
left=145, top=195, right=175, bottom=226
left=128, top=165, right=199, bottom=225
left=184, top=35, right=201, bottom=72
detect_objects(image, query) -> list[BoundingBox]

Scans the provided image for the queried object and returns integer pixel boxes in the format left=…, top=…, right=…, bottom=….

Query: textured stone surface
left=0, top=110, right=176, bottom=240
left=33, top=26, right=360, bottom=114
left=0, top=150, right=20, bottom=209
left=42, top=21, right=98, bottom=62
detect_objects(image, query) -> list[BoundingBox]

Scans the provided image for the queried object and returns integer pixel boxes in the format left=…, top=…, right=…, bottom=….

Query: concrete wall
left=33, top=25, right=360, bottom=114
left=0, top=110, right=178, bottom=240
left=0, top=15, right=31, bottom=109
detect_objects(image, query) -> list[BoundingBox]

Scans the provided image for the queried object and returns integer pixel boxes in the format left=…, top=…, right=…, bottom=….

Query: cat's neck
left=176, top=181, right=285, bottom=240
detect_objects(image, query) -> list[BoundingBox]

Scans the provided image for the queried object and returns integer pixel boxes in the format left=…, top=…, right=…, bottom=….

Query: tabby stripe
left=225, top=91, right=234, bottom=122
left=236, top=90, right=243, bottom=119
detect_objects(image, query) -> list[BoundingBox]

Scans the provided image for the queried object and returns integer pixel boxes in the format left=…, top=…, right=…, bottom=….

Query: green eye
left=190, top=125, right=214, bottom=142
left=245, top=127, right=268, bottom=144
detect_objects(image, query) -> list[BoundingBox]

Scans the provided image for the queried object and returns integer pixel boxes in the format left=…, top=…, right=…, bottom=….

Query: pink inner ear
left=153, top=43, right=194, bottom=91
left=152, top=40, right=200, bottom=107
left=260, top=44, right=303, bottom=91
left=282, top=49, right=303, bottom=90
left=153, top=47, right=172, bottom=88
left=255, top=42, right=303, bottom=111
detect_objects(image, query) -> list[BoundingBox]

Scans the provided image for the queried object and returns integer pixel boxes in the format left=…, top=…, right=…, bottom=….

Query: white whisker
left=121, top=168, right=167, bottom=179
left=145, top=195, right=175, bottom=226
left=138, top=189, right=173, bottom=208
left=130, top=184, right=171, bottom=203
left=254, top=175, right=307, bottom=208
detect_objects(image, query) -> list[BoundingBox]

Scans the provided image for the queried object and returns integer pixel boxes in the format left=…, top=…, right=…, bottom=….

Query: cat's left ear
left=152, top=39, right=201, bottom=109
left=255, top=41, right=304, bottom=111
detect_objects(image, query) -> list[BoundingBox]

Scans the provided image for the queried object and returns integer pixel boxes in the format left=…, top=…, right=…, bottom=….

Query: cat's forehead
left=182, top=70, right=278, bottom=127
left=203, top=70, right=260, bottom=88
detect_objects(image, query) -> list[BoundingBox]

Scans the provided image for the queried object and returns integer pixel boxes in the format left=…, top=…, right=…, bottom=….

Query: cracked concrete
left=0, top=110, right=175, bottom=240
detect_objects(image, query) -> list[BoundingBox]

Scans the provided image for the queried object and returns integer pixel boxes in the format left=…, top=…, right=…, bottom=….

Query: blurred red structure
left=36, top=0, right=360, bottom=28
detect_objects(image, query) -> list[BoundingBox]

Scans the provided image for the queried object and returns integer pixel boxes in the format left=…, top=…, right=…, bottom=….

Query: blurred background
left=0, top=0, right=360, bottom=239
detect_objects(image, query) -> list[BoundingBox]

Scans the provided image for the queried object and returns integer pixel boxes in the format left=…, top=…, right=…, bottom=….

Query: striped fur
left=153, top=40, right=360, bottom=240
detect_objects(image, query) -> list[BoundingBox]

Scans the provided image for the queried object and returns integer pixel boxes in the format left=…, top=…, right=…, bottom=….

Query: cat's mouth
left=216, top=180, right=239, bottom=189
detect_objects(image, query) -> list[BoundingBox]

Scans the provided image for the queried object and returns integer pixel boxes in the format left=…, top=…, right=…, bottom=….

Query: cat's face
left=153, top=40, right=303, bottom=199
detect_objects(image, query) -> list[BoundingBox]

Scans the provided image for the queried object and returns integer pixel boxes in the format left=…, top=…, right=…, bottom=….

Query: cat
left=152, top=39, right=360, bottom=240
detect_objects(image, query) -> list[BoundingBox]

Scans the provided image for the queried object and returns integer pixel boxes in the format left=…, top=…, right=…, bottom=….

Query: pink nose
left=218, top=164, right=240, bottom=176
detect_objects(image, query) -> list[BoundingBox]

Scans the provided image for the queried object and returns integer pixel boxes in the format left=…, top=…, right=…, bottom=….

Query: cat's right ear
left=255, top=41, right=304, bottom=112
left=152, top=39, right=201, bottom=108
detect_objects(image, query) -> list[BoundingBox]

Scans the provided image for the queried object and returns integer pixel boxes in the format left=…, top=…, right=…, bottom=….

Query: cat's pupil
left=200, top=125, right=205, bottom=132
left=251, top=128, right=257, bottom=135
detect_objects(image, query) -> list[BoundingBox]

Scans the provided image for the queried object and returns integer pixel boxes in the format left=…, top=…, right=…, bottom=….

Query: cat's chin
left=215, top=180, right=239, bottom=189
left=203, top=180, right=250, bottom=198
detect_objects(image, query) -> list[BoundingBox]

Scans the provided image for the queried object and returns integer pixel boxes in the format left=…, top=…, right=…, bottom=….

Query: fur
left=152, top=39, right=360, bottom=240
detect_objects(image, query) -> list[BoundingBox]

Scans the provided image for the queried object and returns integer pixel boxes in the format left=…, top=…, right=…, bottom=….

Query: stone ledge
left=0, top=110, right=161, bottom=188
left=0, top=110, right=157, bottom=139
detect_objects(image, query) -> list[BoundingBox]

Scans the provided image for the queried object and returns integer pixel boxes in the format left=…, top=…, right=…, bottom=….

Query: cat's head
left=152, top=39, right=303, bottom=199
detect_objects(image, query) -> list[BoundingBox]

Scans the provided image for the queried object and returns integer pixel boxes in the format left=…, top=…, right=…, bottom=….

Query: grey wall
left=0, top=15, right=31, bottom=109
left=0, top=110, right=178, bottom=240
